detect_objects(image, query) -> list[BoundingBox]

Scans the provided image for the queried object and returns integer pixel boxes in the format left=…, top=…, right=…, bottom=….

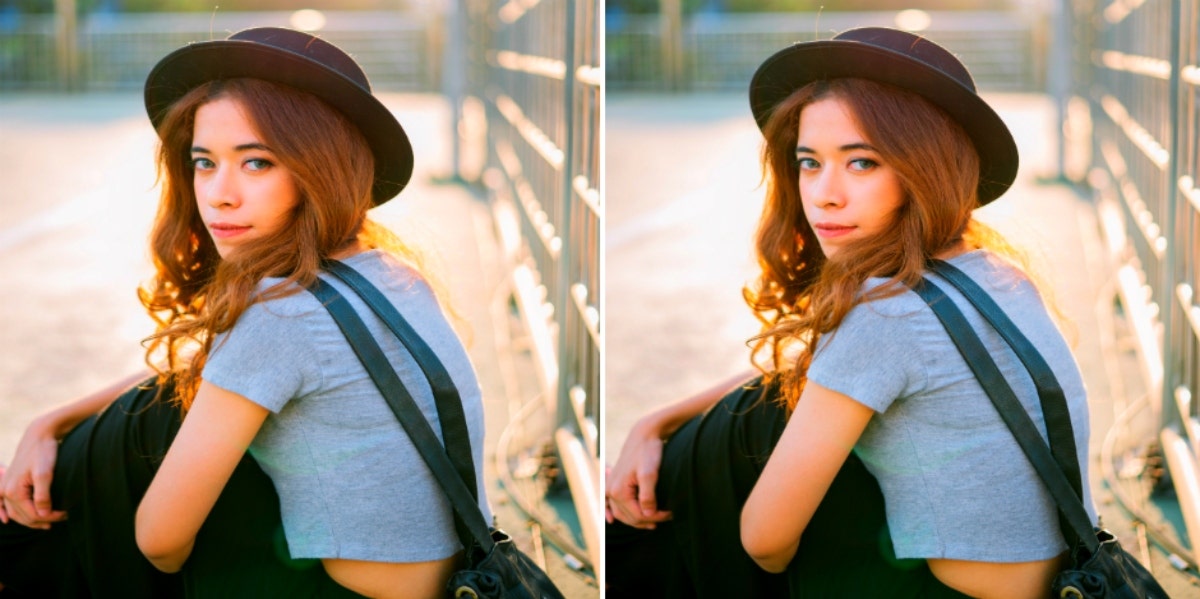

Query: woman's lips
left=209, top=223, right=251, bottom=239
left=813, top=223, right=855, bottom=239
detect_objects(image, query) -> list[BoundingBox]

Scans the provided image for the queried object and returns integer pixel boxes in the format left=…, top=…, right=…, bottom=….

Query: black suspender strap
left=305, top=269, right=493, bottom=553
left=910, top=272, right=1095, bottom=551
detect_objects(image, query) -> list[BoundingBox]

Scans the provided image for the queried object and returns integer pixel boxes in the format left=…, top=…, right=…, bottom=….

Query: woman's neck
left=933, top=239, right=971, bottom=261
left=330, top=239, right=369, bottom=261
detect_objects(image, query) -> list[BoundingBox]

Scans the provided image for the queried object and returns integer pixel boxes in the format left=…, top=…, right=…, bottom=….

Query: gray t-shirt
left=203, top=249, right=491, bottom=562
left=807, top=250, right=1096, bottom=562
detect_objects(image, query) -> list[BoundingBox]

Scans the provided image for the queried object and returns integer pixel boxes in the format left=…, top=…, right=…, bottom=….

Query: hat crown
left=144, top=26, right=412, bottom=204
left=833, top=27, right=975, bottom=93
left=228, top=27, right=371, bottom=91
left=746, top=26, right=1017, bottom=205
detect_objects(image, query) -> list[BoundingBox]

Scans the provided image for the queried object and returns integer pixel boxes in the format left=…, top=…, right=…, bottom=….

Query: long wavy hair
left=139, top=77, right=425, bottom=409
left=745, top=78, right=1031, bottom=411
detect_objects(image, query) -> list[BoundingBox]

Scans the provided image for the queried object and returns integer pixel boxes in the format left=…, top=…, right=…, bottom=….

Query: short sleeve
left=203, top=299, right=323, bottom=413
left=805, top=295, right=928, bottom=413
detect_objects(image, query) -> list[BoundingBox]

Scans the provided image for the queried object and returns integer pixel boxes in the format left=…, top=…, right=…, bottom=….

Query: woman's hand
left=0, top=371, right=150, bottom=529
left=0, top=464, right=7, bottom=524
left=0, top=416, right=68, bottom=529
left=604, top=418, right=673, bottom=529
left=605, top=371, right=757, bottom=530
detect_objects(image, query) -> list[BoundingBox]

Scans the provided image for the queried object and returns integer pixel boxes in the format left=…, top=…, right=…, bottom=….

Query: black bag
left=446, top=528, right=564, bottom=599
left=1053, top=529, right=1165, bottom=599
left=308, top=261, right=566, bottom=599
left=913, top=260, right=1169, bottom=599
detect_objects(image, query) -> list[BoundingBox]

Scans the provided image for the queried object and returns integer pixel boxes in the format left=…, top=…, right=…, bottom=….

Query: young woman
left=0, top=28, right=487, bottom=599
left=607, top=28, right=1094, bottom=599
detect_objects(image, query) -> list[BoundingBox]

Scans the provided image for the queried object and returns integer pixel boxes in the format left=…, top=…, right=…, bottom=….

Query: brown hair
left=139, top=78, right=424, bottom=409
left=744, top=78, right=1028, bottom=410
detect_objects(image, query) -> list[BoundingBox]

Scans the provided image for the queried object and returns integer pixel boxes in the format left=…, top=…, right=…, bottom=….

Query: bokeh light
left=895, top=9, right=931, bottom=32
left=289, top=9, right=327, bottom=32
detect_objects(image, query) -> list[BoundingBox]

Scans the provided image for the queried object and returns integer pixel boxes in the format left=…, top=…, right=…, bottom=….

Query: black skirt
left=0, top=378, right=362, bottom=598
left=605, top=377, right=969, bottom=598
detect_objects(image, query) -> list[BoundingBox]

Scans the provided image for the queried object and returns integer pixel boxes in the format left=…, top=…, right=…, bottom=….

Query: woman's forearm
left=36, top=370, right=153, bottom=438
left=643, top=370, right=757, bottom=438
left=605, top=369, right=759, bottom=527
left=1, top=370, right=153, bottom=527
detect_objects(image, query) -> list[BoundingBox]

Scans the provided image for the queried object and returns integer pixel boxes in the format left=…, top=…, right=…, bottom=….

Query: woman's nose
left=808, top=169, right=845, bottom=209
left=201, top=167, right=240, bottom=208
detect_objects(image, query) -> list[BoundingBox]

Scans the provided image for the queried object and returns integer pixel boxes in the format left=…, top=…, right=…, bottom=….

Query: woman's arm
left=740, top=381, right=874, bottom=573
left=605, top=370, right=756, bottom=528
left=0, top=370, right=151, bottom=527
left=135, top=381, right=268, bottom=573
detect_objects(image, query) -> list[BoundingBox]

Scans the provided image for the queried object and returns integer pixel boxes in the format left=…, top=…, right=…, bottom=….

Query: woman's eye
left=244, top=158, right=273, bottom=171
left=849, top=158, right=878, bottom=171
left=191, top=157, right=214, bottom=170
left=794, top=157, right=819, bottom=170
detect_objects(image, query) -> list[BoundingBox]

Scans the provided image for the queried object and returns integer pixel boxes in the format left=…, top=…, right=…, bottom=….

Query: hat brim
left=144, top=41, right=413, bottom=205
left=749, top=41, right=1018, bottom=205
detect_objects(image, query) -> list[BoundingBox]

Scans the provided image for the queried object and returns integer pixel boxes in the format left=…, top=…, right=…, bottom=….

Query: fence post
left=445, top=0, right=469, bottom=182
left=54, top=0, right=79, bottom=91
left=1159, top=0, right=1183, bottom=432
left=1048, top=0, right=1072, bottom=180
left=661, top=0, right=683, bottom=91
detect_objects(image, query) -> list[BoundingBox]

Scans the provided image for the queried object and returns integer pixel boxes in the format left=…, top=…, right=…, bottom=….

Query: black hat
left=144, top=27, right=413, bottom=205
left=748, top=27, right=1018, bottom=205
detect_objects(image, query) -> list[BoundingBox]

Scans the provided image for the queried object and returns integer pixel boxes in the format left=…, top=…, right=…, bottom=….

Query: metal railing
left=0, top=11, right=439, bottom=91
left=1064, top=0, right=1200, bottom=571
left=453, top=0, right=601, bottom=577
left=606, top=10, right=1045, bottom=92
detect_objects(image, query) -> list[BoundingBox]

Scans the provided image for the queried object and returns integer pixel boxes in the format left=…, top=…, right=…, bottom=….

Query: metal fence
left=0, top=11, right=439, bottom=91
left=454, top=0, right=601, bottom=575
left=1064, top=0, right=1200, bottom=570
left=606, top=10, right=1046, bottom=92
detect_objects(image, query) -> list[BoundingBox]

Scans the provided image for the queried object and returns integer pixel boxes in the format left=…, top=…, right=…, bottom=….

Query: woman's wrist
left=30, top=409, right=79, bottom=441
left=29, top=371, right=146, bottom=441
left=636, top=406, right=686, bottom=441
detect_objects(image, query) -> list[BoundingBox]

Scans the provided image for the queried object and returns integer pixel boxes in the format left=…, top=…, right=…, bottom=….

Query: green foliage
left=608, top=0, right=1013, bottom=15
left=10, top=0, right=405, bottom=13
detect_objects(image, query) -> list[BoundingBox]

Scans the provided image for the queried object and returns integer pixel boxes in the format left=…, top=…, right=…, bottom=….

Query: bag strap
left=321, top=260, right=478, bottom=503
left=926, top=259, right=1084, bottom=501
left=305, top=271, right=495, bottom=554
left=910, top=274, right=1097, bottom=551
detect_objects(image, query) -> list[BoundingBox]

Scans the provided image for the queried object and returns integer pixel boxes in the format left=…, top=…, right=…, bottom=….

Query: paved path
left=606, top=91, right=1195, bottom=594
left=0, top=92, right=596, bottom=596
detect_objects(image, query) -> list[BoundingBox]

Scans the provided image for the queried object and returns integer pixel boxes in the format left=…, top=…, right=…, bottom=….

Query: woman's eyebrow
left=189, top=142, right=273, bottom=154
left=794, top=142, right=878, bottom=154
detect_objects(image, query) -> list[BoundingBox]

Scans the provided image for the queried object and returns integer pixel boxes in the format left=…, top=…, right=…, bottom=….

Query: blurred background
left=0, top=0, right=600, bottom=594
left=605, top=0, right=1200, bottom=595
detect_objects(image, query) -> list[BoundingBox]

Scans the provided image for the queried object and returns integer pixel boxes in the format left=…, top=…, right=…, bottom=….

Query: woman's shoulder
left=334, top=249, right=433, bottom=293
left=848, top=250, right=1028, bottom=324
left=861, top=250, right=1028, bottom=296
left=941, top=249, right=1041, bottom=302
left=253, top=250, right=424, bottom=301
left=854, top=277, right=927, bottom=318
left=245, top=279, right=323, bottom=319
left=946, top=248, right=1028, bottom=277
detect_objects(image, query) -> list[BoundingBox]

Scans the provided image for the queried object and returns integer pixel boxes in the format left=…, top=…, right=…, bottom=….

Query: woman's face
left=795, top=97, right=905, bottom=258
left=191, top=96, right=300, bottom=259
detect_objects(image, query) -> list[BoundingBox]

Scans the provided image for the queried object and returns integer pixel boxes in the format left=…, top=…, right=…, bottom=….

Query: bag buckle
left=453, top=587, right=480, bottom=599
left=1059, top=587, right=1084, bottom=599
